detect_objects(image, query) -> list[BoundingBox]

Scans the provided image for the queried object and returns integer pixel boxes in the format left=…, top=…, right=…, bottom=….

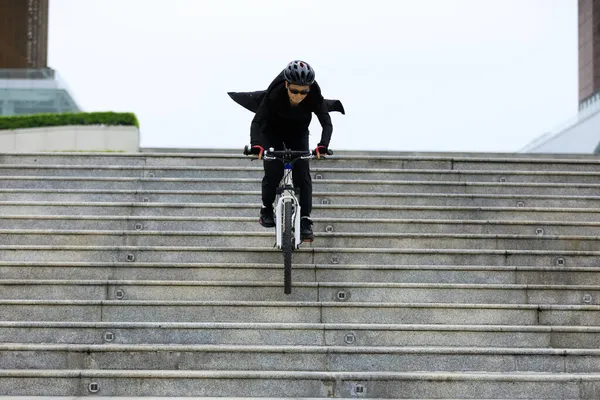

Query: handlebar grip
left=312, top=148, right=334, bottom=157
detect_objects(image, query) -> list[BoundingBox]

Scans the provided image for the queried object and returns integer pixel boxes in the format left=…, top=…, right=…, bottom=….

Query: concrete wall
left=0, top=125, right=140, bottom=152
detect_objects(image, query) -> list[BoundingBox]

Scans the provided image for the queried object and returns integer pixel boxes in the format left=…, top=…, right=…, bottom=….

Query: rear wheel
left=283, top=201, right=293, bottom=294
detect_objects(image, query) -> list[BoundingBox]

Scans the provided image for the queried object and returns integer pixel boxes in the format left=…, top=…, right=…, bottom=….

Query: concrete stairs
left=0, top=150, right=600, bottom=398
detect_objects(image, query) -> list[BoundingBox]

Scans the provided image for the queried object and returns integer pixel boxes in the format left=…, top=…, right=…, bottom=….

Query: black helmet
left=283, top=60, right=315, bottom=85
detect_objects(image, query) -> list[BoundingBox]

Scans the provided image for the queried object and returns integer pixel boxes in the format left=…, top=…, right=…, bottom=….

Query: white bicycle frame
left=274, top=162, right=302, bottom=249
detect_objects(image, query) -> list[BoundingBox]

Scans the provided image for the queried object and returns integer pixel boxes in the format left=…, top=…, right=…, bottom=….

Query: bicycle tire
left=283, top=201, right=293, bottom=294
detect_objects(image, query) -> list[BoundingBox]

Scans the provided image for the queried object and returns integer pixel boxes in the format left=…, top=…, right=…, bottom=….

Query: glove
left=249, top=144, right=264, bottom=159
left=315, top=144, right=328, bottom=159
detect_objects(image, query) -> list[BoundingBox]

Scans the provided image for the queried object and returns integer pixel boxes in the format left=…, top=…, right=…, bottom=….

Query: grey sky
left=48, top=0, right=577, bottom=152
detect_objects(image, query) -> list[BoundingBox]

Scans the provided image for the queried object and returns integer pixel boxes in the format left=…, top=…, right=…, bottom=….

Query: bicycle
left=243, top=145, right=333, bottom=294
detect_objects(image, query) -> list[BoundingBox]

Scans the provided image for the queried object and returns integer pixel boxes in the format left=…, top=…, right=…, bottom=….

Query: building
left=520, top=0, right=600, bottom=154
left=0, top=0, right=80, bottom=116
left=0, top=0, right=48, bottom=69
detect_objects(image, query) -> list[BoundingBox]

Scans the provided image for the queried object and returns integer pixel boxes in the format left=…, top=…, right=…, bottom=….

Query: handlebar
left=243, top=145, right=333, bottom=159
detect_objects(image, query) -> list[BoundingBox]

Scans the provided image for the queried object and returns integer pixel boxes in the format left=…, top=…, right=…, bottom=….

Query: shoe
left=259, top=206, right=275, bottom=228
left=300, top=217, right=314, bottom=242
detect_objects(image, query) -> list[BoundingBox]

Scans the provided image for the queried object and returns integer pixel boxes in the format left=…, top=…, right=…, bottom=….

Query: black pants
left=261, top=133, right=312, bottom=217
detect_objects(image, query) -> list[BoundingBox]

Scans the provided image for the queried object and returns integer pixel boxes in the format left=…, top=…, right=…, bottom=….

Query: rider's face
left=286, top=82, right=310, bottom=105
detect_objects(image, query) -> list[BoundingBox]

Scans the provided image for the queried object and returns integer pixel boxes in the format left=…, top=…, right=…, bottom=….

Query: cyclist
left=248, top=60, right=333, bottom=242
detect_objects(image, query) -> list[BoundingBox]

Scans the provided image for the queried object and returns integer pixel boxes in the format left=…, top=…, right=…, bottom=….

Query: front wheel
left=283, top=201, right=293, bottom=294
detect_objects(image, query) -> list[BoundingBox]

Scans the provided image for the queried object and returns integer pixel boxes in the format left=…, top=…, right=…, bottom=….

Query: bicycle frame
left=274, top=161, right=302, bottom=249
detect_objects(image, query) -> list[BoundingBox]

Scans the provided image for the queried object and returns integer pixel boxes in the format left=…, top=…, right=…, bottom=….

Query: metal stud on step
left=321, top=198, right=330, bottom=205
left=315, top=173, right=323, bottom=179
left=535, top=228, right=544, bottom=236
left=126, top=254, right=135, bottom=262
left=88, top=382, right=99, bottom=393
left=336, top=290, right=349, bottom=301
left=517, top=201, right=525, bottom=208
left=584, top=294, right=593, bottom=304
left=351, top=383, right=366, bottom=396
left=556, top=258, right=566, bottom=266
left=135, top=223, right=143, bottom=231
left=344, top=333, right=356, bottom=344
left=325, top=225, right=334, bottom=233
left=331, top=256, right=340, bottom=264
left=115, top=289, right=125, bottom=300
left=104, top=332, right=115, bottom=342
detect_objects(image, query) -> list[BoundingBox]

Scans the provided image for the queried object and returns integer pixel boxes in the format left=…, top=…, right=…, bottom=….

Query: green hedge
left=0, top=112, right=139, bottom=130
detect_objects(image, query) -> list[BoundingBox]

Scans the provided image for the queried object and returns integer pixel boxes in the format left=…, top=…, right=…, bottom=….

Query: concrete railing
left=0, top=125, right=140, bottom=152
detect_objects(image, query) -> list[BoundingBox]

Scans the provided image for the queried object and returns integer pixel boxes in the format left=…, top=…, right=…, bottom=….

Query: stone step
left=2, top=230, right=599, bottom=252
left=0, top=396, right=478, bottom=400
left=2, top=343, right=600, bottom=373
left=0, top=261, right=597, bottom=285
left=3, top=151, right=600, bottom=171
left=2, top=201, right=599, bottom=221
left=0, top=279, right=597, bottom=305
left=1, top=321, right=599, bottom=348
left=1, top=215, right=598, bottom=236
left=142, top=147, right=600, bottom=160
left=0, top=397, right=497, bottom=400
left=0, top=397, right=452, bottom=400
left=0, top=369, right=599, bottom=397
left=3, top=189, right=600, bottom=209
left=3, top=164, right=600, bottom=184
left=2, top=176, right=600, bottom=195
left=0, top=397, right=424, bottom=400
left=0, top=245, right=597, bottom=267
left=0, top=299, right=598, bottom=325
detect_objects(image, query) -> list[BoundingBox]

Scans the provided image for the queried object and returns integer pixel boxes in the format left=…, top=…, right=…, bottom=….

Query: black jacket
left=228, top=71, right=344, bottom=148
